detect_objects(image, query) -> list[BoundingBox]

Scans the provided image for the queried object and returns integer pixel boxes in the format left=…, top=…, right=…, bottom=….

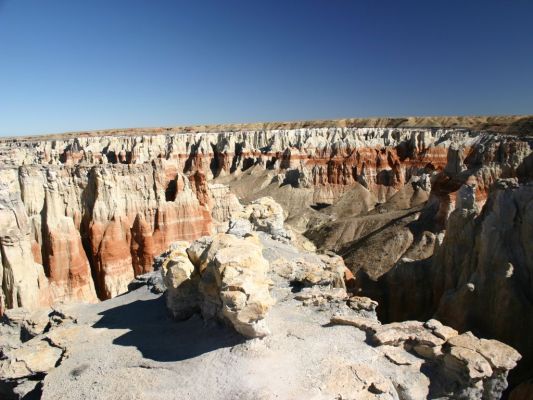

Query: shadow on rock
left=92, top=295, right=245, bottom=362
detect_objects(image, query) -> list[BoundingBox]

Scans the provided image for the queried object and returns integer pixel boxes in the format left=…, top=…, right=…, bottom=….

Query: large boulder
left=162, top=234, right=274, bottom=338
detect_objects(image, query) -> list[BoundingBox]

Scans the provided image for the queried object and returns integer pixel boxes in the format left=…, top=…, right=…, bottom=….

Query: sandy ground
left=40, top=282, right=427, bottom=400
left=38, top=236, right=434, bottom=400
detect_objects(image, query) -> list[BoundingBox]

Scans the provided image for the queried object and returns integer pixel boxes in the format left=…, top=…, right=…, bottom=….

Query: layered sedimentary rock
left=1, top=118, right=533, bottom=394
left=307, top=131, right=532, bottom=272
left=0, top=162, right=216, bottom=309
left=0, top=123, right=531, bottom=308
left=0, top=127, right=480, bottom=204
left=0, top=169, right=51, bottom=313
left=302, top=128, right=532, bottom=317
left=0, top=126, right=455, bottom=311
left=429, top=179, right=533, bottom=387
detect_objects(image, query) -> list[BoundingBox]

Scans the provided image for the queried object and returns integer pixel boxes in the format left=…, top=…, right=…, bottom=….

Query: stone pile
left=330, top=315, right=521, bottom=399
left=0, top=306, right=78, bottom=399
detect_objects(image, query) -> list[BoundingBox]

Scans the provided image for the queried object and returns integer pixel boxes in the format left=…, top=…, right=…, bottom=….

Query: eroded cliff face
left=432, top=179, right=533, bottom=386
left=0, top=162, right=217, bottom=308
left=319, top=136, right=533, bottom=390
left=304, top=130, right=532, bottom=280
left=0, top=128, right=476, bottom=203
left=0, top=169, right=51, bottom=314
left=1, top=126, right=531, bottom=314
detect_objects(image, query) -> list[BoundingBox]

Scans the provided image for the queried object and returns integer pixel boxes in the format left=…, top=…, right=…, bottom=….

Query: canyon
left=1, top=115, right=533, bottom=399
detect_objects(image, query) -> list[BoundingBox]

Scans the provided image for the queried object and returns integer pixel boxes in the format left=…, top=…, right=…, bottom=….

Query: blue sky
left=0, top=0, right=532, bottom=136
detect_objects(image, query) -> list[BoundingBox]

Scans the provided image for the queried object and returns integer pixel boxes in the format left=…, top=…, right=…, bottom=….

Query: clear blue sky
left=0, top=0, right=532, bottom=136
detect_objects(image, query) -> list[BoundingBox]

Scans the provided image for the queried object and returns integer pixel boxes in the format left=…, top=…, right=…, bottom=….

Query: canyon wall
left=1, top=125, right=531, bottom=314
left=301, top=130, right=532, bottom=389
left=432, top=179, right=533, bottom=386
left=1, top=120, right=533, bottom=394
left=0, top=162, right=216, bottom=309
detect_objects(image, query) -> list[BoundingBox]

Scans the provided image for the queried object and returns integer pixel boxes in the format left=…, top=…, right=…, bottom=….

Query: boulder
left=242, top=197, right=292, bottom=241
left=372, top=321, right=445, bottom=347
left=208, top=235, right=274, bottom=338
left=0, top=340, right=63, bottom=380
left=127, top=271, right=165, bottom=293
left=446, top=332, right=521, bottom=371
left=424, top=319, right=458, bottom=341
left=348, top=296, right=378, bottom=314
left=162, top=234, right=275, bottom=338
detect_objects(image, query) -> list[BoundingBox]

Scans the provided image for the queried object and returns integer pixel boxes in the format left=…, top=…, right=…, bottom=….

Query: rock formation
left=163, top=233, right=274, bottom=338
left=324, top=160, right=533, bottom=393
left=335, top=177, right=533, bottom=391
left=161, top=196, right=343, bottom=338
left=430, top=179, right=533, bottom=388
left=330, top=316, right=521, bottom=399
left=0, top=163, right=218, bottom=308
